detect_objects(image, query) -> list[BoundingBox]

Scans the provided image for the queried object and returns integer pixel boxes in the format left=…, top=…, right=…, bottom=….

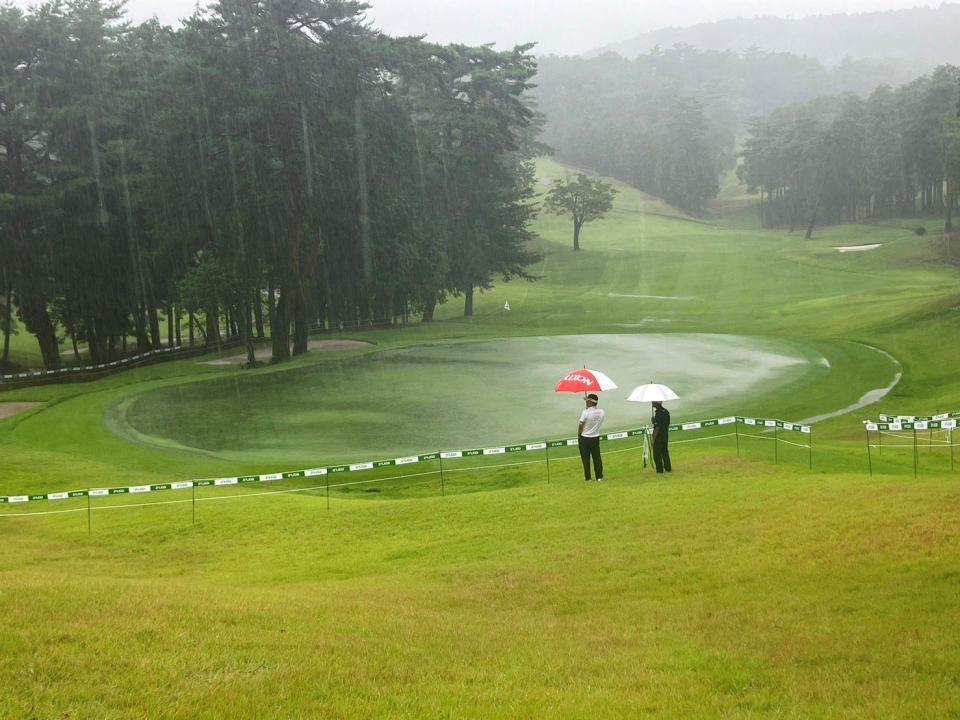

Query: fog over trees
left=739, top=66, right=960, bottom=235
left=533, top=45, right=924, bottom=214
left=591, top=4, right=960, bottom=69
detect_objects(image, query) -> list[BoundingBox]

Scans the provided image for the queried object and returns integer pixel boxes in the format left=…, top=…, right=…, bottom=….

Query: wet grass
left=2, top=157, right=960, bottom=717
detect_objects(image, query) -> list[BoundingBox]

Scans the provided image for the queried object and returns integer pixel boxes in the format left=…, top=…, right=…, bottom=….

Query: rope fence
left=863, top=416, right=958, bottom=478
left=0, top=414, right=812, bottom=530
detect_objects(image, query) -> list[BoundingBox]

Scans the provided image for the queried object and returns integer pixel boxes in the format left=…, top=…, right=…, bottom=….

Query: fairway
left=112, top=333, right=896, bottom=464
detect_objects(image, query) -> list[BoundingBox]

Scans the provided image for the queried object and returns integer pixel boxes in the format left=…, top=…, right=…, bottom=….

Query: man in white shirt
left=578, top=393, right=606, bottom=481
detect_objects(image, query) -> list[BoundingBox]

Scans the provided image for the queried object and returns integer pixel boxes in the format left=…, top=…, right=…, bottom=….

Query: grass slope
left=1, top=157, right=960, bottom=717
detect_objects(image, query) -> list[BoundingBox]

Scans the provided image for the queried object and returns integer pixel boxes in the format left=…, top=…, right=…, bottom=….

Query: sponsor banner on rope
left=2, top=415, right=815, bottom=508
left=0, top=345, right=185, bottom=383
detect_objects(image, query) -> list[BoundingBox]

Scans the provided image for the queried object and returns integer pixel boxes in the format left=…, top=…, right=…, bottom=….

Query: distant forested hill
left=531, top=45, right=924, bottom=212
left=588, top=4, right=960, bottom=69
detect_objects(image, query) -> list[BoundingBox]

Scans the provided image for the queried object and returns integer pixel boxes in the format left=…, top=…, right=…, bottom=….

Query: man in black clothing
left=652, top=401, right=672, bottom=474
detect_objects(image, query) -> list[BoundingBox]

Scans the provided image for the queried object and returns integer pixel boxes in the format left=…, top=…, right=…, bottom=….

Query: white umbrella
left=627, top=383, right=679, bottom=402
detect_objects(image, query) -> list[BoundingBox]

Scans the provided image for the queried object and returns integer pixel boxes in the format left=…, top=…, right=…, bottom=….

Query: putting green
left=111, top=333, right=898, bottom=466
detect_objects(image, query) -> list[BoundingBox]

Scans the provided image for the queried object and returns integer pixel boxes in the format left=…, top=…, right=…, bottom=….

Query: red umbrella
left=554, top=368, right=618, bottom=394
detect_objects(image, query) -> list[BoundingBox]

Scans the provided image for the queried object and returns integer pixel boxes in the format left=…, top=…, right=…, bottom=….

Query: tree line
left=738, top=66, right=960, bottom=236
left=0, top=0, right=542, bottom=370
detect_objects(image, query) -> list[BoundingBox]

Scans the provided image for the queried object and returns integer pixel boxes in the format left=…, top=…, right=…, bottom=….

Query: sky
left=9, top=0, right=943, bottom=55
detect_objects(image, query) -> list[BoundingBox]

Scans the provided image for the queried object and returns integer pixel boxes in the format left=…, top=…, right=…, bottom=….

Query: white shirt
left=579, top=407, right=605, bottom=437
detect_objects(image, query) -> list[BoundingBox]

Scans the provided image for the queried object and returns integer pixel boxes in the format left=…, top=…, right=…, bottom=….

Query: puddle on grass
left=799, top=345, right=901, bottom=425
left=606, top=293, right=696, bottom=300
left=834, top=244, right=882, bottom=253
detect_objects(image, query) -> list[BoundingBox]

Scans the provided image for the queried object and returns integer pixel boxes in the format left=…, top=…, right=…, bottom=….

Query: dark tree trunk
left=271, top=288, right=292, bottom=363
left=464, top=286, right=474, bottom=317
left=1, top=275, right=12, bottom=364
left=174, top=306, right=182, bottom=347
left=573, top=220, right=582, bottom=251
left=71, top=329, right=82, bottom=364
left=206, top=304, right=221, bottom=347
left=293, top=286, right=309, bottom=356
left=804, top=204, right=819, bottom=240
left=422, top=293, right=437, bottom=323
left=241, top=298, right=256, bottom=367
left=188, top=311, right=196, bottom=347
left=267, top=279, right=276, bottom=335
left=87, top=319, right=102, bottom=365
left=18, top=291, right=60, bottom=370
left=167, top=303, right=174, bottom=349
left=254, top=289, right=265, bottom=339
left=134, top=305, right=149, bottom=353
left=148, top=304, right=161, bottom=350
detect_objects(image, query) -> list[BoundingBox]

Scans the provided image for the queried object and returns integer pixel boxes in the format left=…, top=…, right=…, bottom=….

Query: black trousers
left=653, top=432, right=672, bottom=473
left=578, top=435, right=603, bottom=480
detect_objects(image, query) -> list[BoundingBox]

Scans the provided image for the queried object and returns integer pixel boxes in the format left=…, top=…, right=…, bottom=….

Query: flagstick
left=439, top=452, right=446, bottom=496
left=87, top=490, right=92, bottom=537
left=866, top=426, right=873, bottom=477
left=545, top=442, right=551, bottom=484
left=913, top=427, right=918, bottom=479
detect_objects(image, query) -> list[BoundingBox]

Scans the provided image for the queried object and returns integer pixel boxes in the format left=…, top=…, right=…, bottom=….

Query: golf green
left=111, top=333, right=898, bottom=466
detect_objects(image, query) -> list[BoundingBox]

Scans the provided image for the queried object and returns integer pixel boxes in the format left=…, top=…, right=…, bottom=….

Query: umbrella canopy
left=627, top=383, right=679, bottom=402
left=554, top=368, right=618, bottom=394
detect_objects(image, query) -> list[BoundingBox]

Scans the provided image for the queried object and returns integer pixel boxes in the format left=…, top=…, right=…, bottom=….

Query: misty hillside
left=588, top=3, right=960, bottom=68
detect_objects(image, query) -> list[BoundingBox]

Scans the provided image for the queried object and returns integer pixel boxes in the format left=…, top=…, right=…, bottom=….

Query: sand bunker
left=0, top=402, right=43, bottom=421
left=203, top=340, right=372, bottom=366
left=834, top=244, right=882, bottom=253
